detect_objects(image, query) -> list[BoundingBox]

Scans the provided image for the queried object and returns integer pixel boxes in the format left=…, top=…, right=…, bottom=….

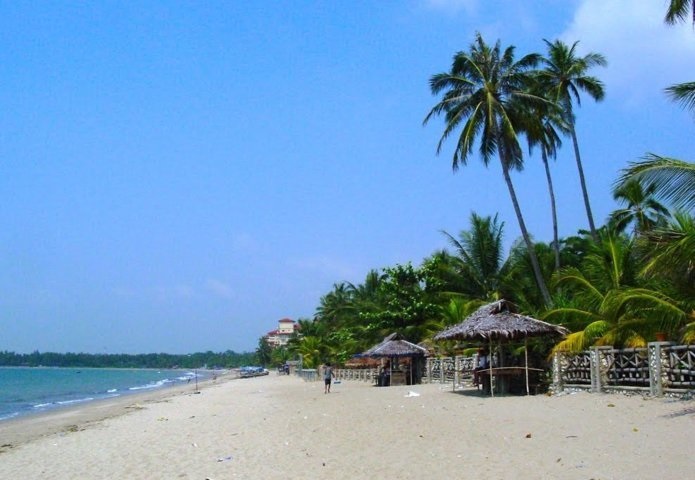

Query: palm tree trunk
left=570, top=123, right=599, bottom=241
left=542, top=149, right=561, bottom=270
left=501, top=163, right=553, bottom=306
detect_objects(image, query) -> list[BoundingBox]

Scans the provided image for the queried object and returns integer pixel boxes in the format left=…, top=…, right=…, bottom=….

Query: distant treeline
left=0, top=350, right=257, bottom=369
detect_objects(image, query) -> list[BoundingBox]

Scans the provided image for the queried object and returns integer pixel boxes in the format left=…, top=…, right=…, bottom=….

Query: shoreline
left=0, top=370, right=232, bottom=448
left=1, top=375, right=693, bottom=479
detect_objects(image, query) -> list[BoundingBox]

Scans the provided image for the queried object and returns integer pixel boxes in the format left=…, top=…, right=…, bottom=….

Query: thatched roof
left=433, top=299, right=569, bottom=342
left=357, top=333, right=429, bottom=358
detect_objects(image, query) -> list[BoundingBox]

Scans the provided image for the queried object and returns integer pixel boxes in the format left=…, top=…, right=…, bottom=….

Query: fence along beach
left=0, top=372, right=693, bottom=479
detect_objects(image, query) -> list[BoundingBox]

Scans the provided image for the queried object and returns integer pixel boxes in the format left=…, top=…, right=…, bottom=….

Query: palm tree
left=664, top=0, right=695, bottom=25
left=545, top=233, right=687, bottom=351
left=538, top=39, right=607, bottom=241
left=638, top=211, right=695, bottom=298
left=665, top=82, right=695, bottom=113
left=524, top=95, right=568, bottom=270
left=424, top=32, right=553, bottom=306
left=616, top=155, right=695, bottom=212
left=609, top=179, right=670, bottom=235
left=440, top=213, right=508, bottom=301
left=663, top=1, right=695, bottom=150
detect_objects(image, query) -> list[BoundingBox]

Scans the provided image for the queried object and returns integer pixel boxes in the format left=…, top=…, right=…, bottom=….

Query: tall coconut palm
left=423, top=32, right=553, bottom=306
left=523, top=95, right=568, bottom=270
left=609, top=179, right=670, bottom=235
left=538, top=39, right=607, bottom=241
left=665, top=0, right=695, bottom=25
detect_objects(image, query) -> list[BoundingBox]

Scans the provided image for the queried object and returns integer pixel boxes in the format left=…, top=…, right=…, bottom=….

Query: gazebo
left=356, top=333, right=429, bottom=386
left=434, top=299, right=569, bottom=396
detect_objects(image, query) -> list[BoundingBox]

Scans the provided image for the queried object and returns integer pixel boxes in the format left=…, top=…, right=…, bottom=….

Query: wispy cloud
left=561, top=0, right=695, bottom=107
left=205, top=278, right=236, bottom=299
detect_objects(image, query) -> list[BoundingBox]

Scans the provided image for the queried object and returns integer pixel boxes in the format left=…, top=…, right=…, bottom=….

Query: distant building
left=265, top=318, right=298, bottom=348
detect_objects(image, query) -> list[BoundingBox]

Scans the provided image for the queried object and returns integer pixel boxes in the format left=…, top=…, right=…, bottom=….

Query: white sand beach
left=0, top=374, right=693, bottom=480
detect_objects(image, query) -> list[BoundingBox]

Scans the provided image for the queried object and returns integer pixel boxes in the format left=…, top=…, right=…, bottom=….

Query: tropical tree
left=523, top=92, right=568, bottom=270
left=609, top=179, right=670, bottom=235
left=358, top=262, right=442, bottom=342
left=546, top=232, right=688, bottom=351
left=616, top=156, right=695, bottom=212
left=255, top=337, right=272, bottom=366
left=504, top=238, right=558, bottom=312
left=538, top=39, right=607, bottom=241
left=293, top=335, right=328, bottom=369
left=424, top=32, right=553, bottom=306
left=637, top=211, right=695, bottom=298
left=440, top=213, right=509, bottom=301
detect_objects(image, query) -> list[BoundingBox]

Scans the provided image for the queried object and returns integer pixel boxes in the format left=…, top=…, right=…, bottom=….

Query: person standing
left=323, top=363, right=335, bottom=394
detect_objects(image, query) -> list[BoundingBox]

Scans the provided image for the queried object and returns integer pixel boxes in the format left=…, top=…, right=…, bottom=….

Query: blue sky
left=1, top=1, right=693, bottom=354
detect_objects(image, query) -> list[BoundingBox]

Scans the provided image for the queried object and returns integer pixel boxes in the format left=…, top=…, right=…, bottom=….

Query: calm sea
left=0, top=367, right=203, bottom=421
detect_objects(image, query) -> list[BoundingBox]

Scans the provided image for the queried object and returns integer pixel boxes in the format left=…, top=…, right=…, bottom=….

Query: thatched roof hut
left=433, top=300, right=569, bottom=396
left=355, top=333, right=428, bottom=385
left=359, top=332, right=429, bottom=358
left=433, top=299, right=569, bottom=341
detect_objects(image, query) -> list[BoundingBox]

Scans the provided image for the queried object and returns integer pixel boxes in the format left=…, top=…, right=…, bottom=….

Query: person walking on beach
left=323, top=363, right=335, bottom=394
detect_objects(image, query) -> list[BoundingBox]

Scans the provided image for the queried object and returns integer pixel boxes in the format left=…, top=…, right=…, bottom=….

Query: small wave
left=129, top=378, right=169, bottom=391
left=33, top=402, right=54, bottom=409
left=107, top=389, right=118, bottom=393
left=0, top=411, right=19, bottom=421
left=56, top=397, right=94, bottom=406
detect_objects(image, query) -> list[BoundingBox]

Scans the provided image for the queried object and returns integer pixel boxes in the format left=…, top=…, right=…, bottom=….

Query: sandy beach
left=0, top=374, right=693, bottom=480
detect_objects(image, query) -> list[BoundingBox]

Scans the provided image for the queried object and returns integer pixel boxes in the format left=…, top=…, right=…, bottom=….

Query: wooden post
left=524, top=338, right=530, bottom=396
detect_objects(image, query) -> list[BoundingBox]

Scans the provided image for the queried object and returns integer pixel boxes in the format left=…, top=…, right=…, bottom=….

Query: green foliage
left=0, top=350, right=256, bottom=369
left=255, top=337, right=273, bottom=366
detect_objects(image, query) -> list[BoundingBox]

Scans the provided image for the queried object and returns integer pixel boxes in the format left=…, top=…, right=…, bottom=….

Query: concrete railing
left=296, top=368, right=379, bottom=383
left=553, top=342, right=695, bottom=396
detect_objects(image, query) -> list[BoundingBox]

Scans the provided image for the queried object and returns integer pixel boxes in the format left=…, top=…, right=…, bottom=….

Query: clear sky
left=1, top=1, right=693, bottom=354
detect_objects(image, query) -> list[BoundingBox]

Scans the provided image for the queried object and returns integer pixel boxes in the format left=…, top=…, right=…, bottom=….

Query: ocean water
left=0, top=367, right=202, bottom=421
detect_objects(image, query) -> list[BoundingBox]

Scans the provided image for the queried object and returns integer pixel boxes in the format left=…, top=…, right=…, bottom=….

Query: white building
left=265, top=318, right=298, bottom=347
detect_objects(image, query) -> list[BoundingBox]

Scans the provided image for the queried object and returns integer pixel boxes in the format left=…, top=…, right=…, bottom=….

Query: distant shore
left=1, top=374, right=693, bottom=479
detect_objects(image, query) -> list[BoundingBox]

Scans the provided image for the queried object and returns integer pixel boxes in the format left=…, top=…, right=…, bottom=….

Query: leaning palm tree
left=524, top=95, right=568, bottom=270
left=423, top=32, right=553, bottom=306
left=538, top=39, right=607, bottom=241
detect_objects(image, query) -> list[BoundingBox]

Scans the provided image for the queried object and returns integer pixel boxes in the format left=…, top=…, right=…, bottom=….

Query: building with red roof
left=265, top=318, right=298, bottom=348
